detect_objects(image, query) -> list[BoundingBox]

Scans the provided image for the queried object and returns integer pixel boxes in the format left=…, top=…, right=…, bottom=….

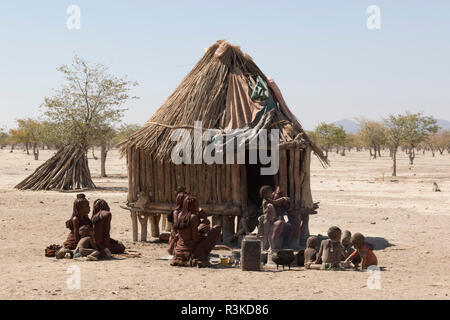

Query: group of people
left=168, top=187, right=222, bottom=268
left=303, top=227, right=378, bottom=270
left=55, top=194, right=125, bottom=261
left=53, top=189, right=377, bottom=270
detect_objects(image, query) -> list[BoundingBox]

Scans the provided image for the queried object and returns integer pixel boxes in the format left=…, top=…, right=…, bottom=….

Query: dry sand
left=0, top=148, right=449, bottom=300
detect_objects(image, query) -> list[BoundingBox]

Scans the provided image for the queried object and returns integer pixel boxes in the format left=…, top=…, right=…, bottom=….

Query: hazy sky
left=1, top=0, right=449, bottom=131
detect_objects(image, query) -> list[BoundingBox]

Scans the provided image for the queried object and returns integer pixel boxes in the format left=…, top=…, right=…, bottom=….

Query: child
left=341, top=230, right=355, bottom=260
left=303, top=236, right=318, bottom=268
left=308, top=226, right=343, bottom=270
left=57, top=225, right=101, bottom=261
left=344, top=233, right=377, bottom=270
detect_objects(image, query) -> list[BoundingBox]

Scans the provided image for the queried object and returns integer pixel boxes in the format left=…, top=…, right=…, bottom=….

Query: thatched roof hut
left=120, top=40, right=326, bottom=245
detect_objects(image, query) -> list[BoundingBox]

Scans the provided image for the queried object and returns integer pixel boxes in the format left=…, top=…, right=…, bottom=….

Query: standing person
left=63, top=194, right=93, bottom=250
left=91, top=199, right=125, bottom=256
left=171, top=196, right=221, bottom=268
left=257, top=186, right=291, bottom=251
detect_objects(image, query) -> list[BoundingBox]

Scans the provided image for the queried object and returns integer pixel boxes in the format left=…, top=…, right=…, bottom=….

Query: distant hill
left=333, top=119, right=360, bottom=134
left=436, top=119, right=450, bottom=131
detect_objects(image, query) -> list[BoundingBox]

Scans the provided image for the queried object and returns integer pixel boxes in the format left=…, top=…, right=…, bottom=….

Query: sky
left=1, top=0, right=449, bottom=131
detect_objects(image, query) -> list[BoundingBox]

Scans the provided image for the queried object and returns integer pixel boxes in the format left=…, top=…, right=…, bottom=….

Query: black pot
left=271, top=249, right=295, bottom=270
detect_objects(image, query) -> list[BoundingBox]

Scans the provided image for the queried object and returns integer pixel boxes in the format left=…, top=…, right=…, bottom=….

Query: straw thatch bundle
left=15, top=145, right=95, bottom=191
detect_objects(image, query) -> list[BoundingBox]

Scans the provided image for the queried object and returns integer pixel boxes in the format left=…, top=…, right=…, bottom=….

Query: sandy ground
left=0, top=147, right=449, bottom=300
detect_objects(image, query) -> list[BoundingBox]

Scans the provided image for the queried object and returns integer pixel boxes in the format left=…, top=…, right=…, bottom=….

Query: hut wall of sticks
left=120, top=40, right=327, bottom=245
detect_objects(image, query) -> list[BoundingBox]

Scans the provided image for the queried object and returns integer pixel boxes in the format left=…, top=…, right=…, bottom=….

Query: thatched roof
left=120, top=40, right=327, bottom=165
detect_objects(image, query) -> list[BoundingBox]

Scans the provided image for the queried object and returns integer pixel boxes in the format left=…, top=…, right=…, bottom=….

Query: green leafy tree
left=384, top=114, right=407, bottom=176
left=402, top=112, right=438, bottom=164
left=41, top=56, right=138, bottom=182
left=0, top=128, right=9, bottom=149
left=9, top=118, right=44, bottom=159
left=112, top=123, right=140, bottom=145
left=357, top=119, right=387, bottom=159
left=333, top=126, right=348, bottom=155
left=313, top=123, right=347, bottom=159
left=42, top=56, right=138, bottom=149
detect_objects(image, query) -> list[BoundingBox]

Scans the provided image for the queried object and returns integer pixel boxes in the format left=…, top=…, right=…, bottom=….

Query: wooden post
left=161, top=213, right=167, bottom=231
left=138, top=214, right=149, bottom=242
left=133, top=148, right=140, bottom=197
left=294, top=149, right=302, bottom=209
left=146, top=153, right=154, bottom=201
left=300, top=147, right=313, bottom=241
left=239, top=165, right=248, bottom=233
left=231, top=163, right=241, bottom=207
left=127, top=147, right=133, bottom=203
left=279, top=149, right=288, bottom=196
left=150, top=214, right=161, bottom=238
left=225, top=164, right=232, bottom=203
left=289, top=149, right=295, bottom=208
left=130, top=211, right=138, bottom=242
left=222, top=215, right=232, bottom=245
left=212, top=214, right=223, bottom=243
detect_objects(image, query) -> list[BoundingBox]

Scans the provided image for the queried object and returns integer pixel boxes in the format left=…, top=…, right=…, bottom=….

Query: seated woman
left=63, top=194, right=93, bottom=250
left=167, top=189, right=188, bottom=255
left=91, top=199, right=125, bottom=255
left=171, top=196, right=221, bottom=268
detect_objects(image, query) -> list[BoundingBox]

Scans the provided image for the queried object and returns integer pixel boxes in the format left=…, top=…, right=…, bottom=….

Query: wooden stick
left=294, top=149, right=301, bottom=209
left=131, top=211, right=138, bottom=242
left=138, top=214, right=148, bottom=242
left=289, top=148, right=295, bottom=208
left=279, top=149, right=288, bottom=196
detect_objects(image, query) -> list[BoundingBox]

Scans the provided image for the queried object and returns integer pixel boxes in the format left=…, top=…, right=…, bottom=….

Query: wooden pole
left=131, top=211, right=138, bottom=242
left=279, top=149, right=288, bottom=196
left=294, top=149, right=302, bottom=209
left=289, top=148, right=295, bottom=207
left=138, top=214, right=149, bottom=242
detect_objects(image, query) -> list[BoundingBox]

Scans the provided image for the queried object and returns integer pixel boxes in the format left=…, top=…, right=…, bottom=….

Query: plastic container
left=241, top=235, right=262, bottom=271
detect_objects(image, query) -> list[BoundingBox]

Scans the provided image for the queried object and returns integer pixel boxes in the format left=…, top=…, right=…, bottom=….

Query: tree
left=91, top=126, right=117, bottom=177
left=9, top=118, right=44, bottom=159
left=0, top=128, right=9, bottom=149
left=333, top=126, right=348, bottom=155
left=17, top=56, right=138, bottom=191
left=357, top=119, right=387, bottom=159
left=402, top=112, right=438, bottom=164
left=384, top=114, right=407, bottom=176
left=42, top=56, right=138, bottom=149
left=113, top=123, right=141, bottom=145
left=426, top=132, right=447, bottom=156
left=313, top=123, right=347, bottom=159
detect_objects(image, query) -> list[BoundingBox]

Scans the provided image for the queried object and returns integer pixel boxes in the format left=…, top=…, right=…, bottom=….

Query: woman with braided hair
left=167, top=188, right=188, bottom=255
left=171, top=196, right=221, bottom=267
left=63, top=194, right=93, bottom=250
left=91, top=199, right=125, bottom=255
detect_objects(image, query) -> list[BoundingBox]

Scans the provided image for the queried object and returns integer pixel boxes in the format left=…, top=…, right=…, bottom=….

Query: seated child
left=56, top=225, right=101, bottom=261
left=303, top=236, right=318, bottom=268
left=341, top=230, right=355, bottom=260
left=344, top=232, right=377, bottom=270
left=308, top=226, right=343, bottom=270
